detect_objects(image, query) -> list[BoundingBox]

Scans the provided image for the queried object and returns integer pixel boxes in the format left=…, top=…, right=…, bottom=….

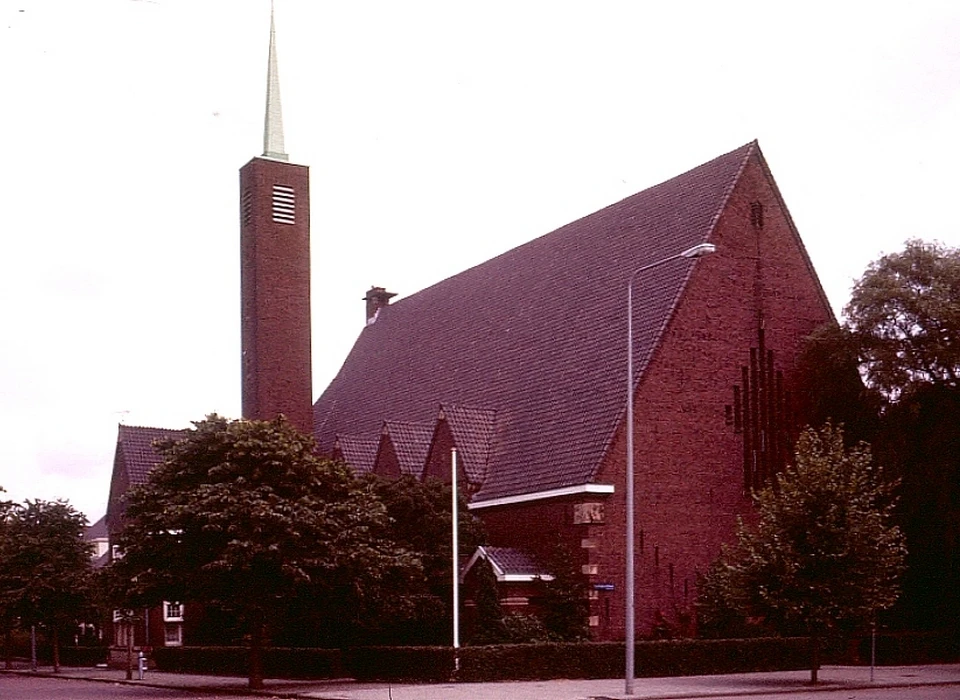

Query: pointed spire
left=262, top=0, right=288, bottom=162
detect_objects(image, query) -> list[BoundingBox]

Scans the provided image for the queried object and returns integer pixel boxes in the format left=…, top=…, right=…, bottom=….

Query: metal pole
left=452, top=447, right=460, bottom=668
left=625, top=281, right=636, bottom=696
left=30, top=625, right=36, bottom=672
left=625, top=243, right=715, bottom=696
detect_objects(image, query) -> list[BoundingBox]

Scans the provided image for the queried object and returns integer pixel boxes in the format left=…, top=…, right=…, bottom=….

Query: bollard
left=137, top=651, right=146, bottom=680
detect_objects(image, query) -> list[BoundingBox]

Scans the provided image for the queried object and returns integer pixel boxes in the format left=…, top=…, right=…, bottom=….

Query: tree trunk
left=126, top=623, right=134, bottom=681
left=810, top=630, right=820, bottom=684
left=248, top=615, right=265, bottom=691
left=4, top=623, right=12, bottom=669
left=52, top=624, right=60, bottom=673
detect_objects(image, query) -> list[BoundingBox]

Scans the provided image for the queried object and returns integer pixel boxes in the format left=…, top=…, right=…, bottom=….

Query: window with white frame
left=163, top=601, right=183, bottom=622
left=164, top=623, right=182, bottom=646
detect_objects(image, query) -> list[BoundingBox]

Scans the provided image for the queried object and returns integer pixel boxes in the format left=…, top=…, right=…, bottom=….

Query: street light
left=625, top=242, right=715, bottom=696
left=452, top=447, right=460, bottom=672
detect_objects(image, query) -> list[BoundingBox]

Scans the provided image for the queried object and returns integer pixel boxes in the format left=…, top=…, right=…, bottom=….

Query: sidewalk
left=5, top=662, right=960, bottom=699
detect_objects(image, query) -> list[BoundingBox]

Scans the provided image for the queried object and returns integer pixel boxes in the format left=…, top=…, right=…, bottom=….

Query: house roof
left=314, top=142, right=756, bottom=502
left=461, top=545, right=553, bottom=582
left=117, top=424, right=187, bottom=487
left=85, top=515, right=108, bottom=540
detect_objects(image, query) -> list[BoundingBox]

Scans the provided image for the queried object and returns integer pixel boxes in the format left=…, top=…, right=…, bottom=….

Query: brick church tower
left=239, top=7, right=313, bottom=436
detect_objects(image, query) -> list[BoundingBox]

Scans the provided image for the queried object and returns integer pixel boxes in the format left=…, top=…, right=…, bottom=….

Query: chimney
left=364, top=286, right=397, bottom=324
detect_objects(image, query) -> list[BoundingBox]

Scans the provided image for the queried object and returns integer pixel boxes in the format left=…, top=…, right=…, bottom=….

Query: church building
left=106, top=9, right=833, bottom=647
left=314, top=139, right=833, bottom=639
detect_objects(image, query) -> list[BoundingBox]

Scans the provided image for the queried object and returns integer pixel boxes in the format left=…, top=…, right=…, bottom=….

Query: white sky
left=1, top=1, right=959, bottom=523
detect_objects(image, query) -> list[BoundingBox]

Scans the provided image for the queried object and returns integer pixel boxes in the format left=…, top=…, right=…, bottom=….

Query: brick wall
left=589, top=151, right=833, bottom=640
left=239, top=157, right=313, bottom=437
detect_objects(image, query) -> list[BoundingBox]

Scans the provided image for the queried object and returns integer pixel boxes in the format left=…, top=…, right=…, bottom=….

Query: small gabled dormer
left=423, top=404, right=496, bottom=492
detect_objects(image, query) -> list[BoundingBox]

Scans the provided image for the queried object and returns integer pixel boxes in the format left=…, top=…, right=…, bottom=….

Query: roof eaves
left=469, top=483, right=615, bottom=510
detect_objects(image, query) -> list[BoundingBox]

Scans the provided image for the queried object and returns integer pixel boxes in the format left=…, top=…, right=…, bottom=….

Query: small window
left=164, top=623, right=183, bottom=646
left=750, top=202, right=764, bottom=229
left=163, top=601, right=183, bottom=622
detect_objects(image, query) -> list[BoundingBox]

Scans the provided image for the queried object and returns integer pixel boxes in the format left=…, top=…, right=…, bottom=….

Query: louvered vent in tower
left=272, top=184, right=295, bottom=224
left=241, top=189, right=253, bottom=227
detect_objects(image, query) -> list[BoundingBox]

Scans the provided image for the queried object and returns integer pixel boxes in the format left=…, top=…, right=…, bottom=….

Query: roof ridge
left=118, top=423, right=185, bottom=432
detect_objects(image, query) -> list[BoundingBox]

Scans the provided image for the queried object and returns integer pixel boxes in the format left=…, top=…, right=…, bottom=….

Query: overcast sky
left=2, top=1, right=959, bottom=522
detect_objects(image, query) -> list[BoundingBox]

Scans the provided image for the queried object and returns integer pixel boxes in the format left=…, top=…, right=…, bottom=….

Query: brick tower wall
left=239, top=156, right=313, bottom=437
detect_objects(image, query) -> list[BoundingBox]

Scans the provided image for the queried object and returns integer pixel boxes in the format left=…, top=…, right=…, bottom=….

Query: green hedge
left=0, top=632, right=107, bottom=667
left=453, top=638, right=811, bottom=682
left=150, top=638, right=809, bottom=681
left=58, top=646, right=109, bottom=667
left=152, top=646, right=343, bottom=679
left=346, top=646, right=454, bottom=682
left=146, top=633, right=960, bottom=682
left=853, top=631, right=960, bottom=665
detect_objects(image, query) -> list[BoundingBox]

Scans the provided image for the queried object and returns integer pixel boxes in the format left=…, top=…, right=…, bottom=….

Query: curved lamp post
left=625, top=242, right=715, bottom=696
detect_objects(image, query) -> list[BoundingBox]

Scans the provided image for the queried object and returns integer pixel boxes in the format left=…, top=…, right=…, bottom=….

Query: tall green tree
left=873, top=384, right=960, bottom=630
left=698, top=425, right=906, bottom=683
left=2, top=499, right=92, bottom=672
left=469, top=557, right=506, bottom=645
left=0, top=487, right=16, bottom=668
left=845, top=239, right=960, bottom=401
left=539, top=544, right=589, bottom=642
left=839, top=239, right=960, bottom=630
left=109, top=415, right=420, bottom=690
left=360, top=475, right=485, bottom=645
left=796, top=323, right=881, bottom=446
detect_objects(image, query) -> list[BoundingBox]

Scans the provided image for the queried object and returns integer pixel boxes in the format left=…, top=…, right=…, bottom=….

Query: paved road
left=2, top=674, right=960, bottom=700
left=0, top=674, right=219, bottom=699
left=4, top=664, right=960, bottom=700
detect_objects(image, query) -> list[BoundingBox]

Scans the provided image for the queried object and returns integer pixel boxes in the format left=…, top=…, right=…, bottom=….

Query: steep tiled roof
left=85, top=514, right=108, bottom=540
left=333, top=434, right=379, bottom=475
left=442, top=404, right=496, bottom=486
left=314, top=142, right=756, bottom=501
left=381, top=420, right=434, bottom=477
left=118, top=424, right=187, bottom=487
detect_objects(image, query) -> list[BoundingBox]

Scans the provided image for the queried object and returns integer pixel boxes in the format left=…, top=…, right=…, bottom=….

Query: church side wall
left=592, top=153, right=834, bottom=641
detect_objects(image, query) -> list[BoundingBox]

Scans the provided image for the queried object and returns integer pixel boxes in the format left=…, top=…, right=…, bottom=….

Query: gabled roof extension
left=379, top=420, right=433, bottom=477
left=461, top=545, right=553, bottom=583
left=440, top=404, right=496, bottom=486
left=314, top=142, right=757, bottom=502
left=333, top=433, right=379, bottom=475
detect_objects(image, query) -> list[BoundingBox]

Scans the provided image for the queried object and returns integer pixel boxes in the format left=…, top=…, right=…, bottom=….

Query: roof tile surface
left=442, top=404, right=496, bottom=485
left=334, top=434, right=379, bottom=475
left=382, top=421, right=434, bottom=477
left=314, top=143, right=756, bottom=501
left=118, top=424, right=187, bottom=487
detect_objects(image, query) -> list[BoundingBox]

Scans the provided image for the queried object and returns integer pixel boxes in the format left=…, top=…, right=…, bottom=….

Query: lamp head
left=680, top=243, right=716, bottom=258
